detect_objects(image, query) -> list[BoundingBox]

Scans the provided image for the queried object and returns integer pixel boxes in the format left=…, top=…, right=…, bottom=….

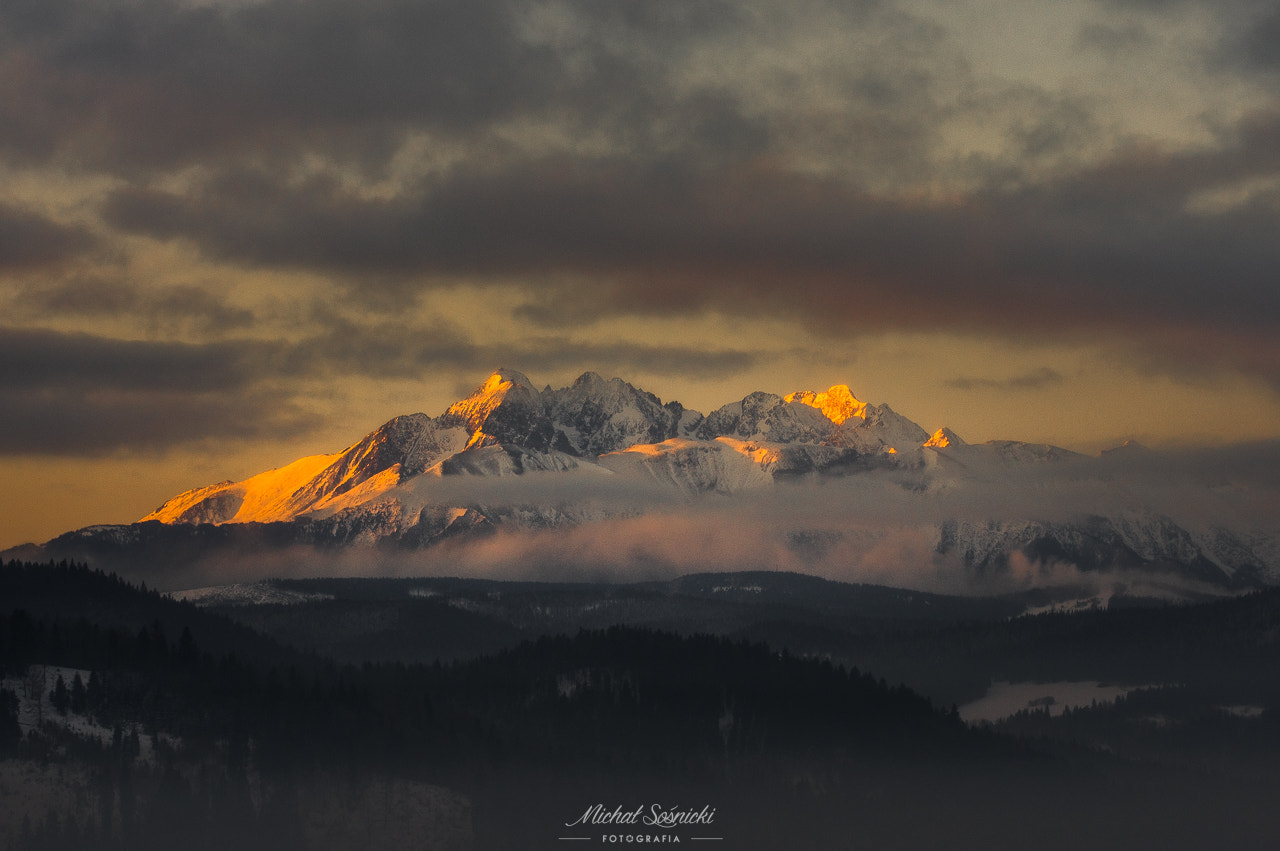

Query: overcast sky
left=3, top=0, right=1280, bottom=547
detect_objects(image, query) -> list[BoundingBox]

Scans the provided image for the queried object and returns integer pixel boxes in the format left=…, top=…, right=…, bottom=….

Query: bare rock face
left=543, top=371, right=683, bottom=455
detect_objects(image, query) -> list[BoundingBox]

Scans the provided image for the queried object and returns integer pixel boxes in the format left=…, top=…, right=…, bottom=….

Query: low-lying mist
left=156, top=445, right=1279, bottom=601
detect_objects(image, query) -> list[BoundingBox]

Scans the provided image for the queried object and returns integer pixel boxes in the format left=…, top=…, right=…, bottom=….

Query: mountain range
left=9, top=369, right=1279, bottom=592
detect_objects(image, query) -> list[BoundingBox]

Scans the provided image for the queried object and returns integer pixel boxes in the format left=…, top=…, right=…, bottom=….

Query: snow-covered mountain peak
left=440, top=368, right=549, bottom=444
left=449, top=368, right=536, bottom=411
left=559, top=371, right=644, bottom=406
left=697, top=391, right=837, bottom=444
left=784, top=385, right=868, bottom=425
left=569, top=370, right=610, bottom=390
left=544, top=371, right=685, bottom=455
left=491, top=368, right=537, bottom=393
left=925, top=427, right=966, bottom=449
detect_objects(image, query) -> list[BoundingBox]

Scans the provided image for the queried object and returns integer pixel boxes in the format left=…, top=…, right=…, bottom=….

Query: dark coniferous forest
left=4, top=560, right=1280, bottom=850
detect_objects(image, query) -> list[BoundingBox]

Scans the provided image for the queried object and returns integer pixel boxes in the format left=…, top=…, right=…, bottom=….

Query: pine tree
left=86, top=670, right=103, bottom=718
left=51, top=673, right=70, bottom=714
left=0, top=687, right=20, bottom=756
left=126, top=726, right=142, bottom=762
left=70, top=672, right=87, bottom=714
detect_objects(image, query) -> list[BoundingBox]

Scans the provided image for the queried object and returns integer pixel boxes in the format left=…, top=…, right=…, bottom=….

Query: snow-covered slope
left=142, top=453, right=337, bottom=524
left=143, top=416, right=468, bottom=524
left=597, top=438, right=773, bottom=494
left=921, top=426, right=1086, bottom=481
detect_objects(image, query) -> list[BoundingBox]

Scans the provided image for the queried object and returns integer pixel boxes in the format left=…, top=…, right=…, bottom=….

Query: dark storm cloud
left=0, top=203, right=93, bottom=269
left=0, top=327, right=315, bottom=454
left=1235, top=6, right=1280, bottom=71
left=1117, top=325, right=1280, bottom=393
left=0, top=0, right=537, bottom=167
left=515, top=339, right=756, bottom=379
left=0, top=323, right=359, bottom=455
left=0, top=321, right=752, bottom=400
left=0, top=326, right=267, bottom=393
left=1075, top=21, right=1153, bottom=54
left=10, top=0, right=1280, bottom=396
left=101, top=110, right=1280, bottom=342
left=287, top=312, right=758, bottom=383
left=944, top=368, right=1064, bottom=392
left=0, top=387, right=314, bottom=455
left=102, top=173, right=441, bottom=273
left=0, top=0, right=760, bottom=172
left=0, top=321, right=755, bottom=454
left=15, top=279, right=256, bottom=334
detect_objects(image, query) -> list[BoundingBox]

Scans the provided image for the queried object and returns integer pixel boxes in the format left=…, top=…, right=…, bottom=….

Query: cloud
left=279, top=311, right=760, bottom=383
left=0, top=386, right=315, bottom=456
left=13, top=279, right=256, bottom=335
left=0, top=202, right=93, bottom=269
left=1114, top=323, right=1280, bottom=393
left=119, top=443, right=1280, bottom=592
left=5, top=0, right=1280, bottom=463
left=944, top=368, right=1065, bottom=392
left=0, top=326, right=312, bottom=454
left=1099, top=438, right=1280, bottom=497
left=21, top=0, right=1280, bottom=372
left=1226, top=5, right=1280, bottom=72
left=512, top=339, right=757, bottom=379
left=1075, top=21, right=1153, bottom=54
left=100, top=117, right=1280, bottom=348
left=0, top=0, right=768, bottom=173
left=0, top=326, right=269, bottom=393
left=0, top=322, right=759, bottom=455
left=0, top=0, right=540, bottom=168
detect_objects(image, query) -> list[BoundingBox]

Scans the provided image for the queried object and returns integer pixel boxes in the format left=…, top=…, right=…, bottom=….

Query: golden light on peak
left=784, top=384, right=868, bottom=425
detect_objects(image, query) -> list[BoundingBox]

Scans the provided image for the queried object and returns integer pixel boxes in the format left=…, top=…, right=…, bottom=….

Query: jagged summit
left=925, top=427, right=966, bottom=449
left=692, top=385, right=923, bottom=452
left=498, top=367, right=538, bottom=390
left=440, top=369, right=550, bottom=450
left=697, top=391, right=830, bottom=444
left=785, top=385, right=868, bottom=425
left=544, top=371, right=684, bottom=455
left=442, top=370, right=539, bottom=428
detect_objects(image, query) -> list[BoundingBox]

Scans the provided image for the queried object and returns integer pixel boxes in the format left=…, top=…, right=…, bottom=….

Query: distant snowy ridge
left=169, top=582, right=335, bottom=606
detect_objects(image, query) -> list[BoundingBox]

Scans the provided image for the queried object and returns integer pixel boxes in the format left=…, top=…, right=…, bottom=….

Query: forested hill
left=1, top=560, right=1013, bottom=850
left=0, top=559, right=313, bottom=673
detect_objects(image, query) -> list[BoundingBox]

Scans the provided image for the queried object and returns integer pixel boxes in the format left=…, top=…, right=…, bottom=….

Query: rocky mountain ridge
left=142, top=368, right=927, bottom=526
left=10, top=369, right=1280, bottom=591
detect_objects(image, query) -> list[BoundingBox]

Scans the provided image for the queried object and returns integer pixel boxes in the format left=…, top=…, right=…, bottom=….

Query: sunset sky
left=3, top=0, right=1280, bottom=549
